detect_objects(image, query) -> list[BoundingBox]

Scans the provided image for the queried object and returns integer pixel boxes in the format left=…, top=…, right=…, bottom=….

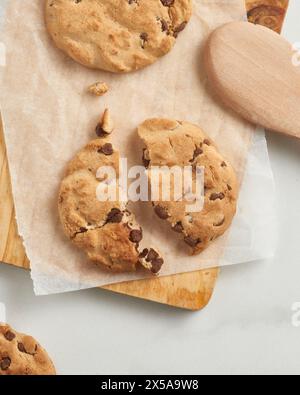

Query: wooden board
left=0, top=1, right=288, bottom=310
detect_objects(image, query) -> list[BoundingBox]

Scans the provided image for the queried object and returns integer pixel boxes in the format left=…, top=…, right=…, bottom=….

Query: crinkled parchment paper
left=0, top=0, right=277, bottom=294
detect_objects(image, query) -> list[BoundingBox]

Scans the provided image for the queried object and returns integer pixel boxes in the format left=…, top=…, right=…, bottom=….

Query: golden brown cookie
left=246, top=0, right=288, bottom=33
left=0, top=324, right=56, bottom=375
left=58, top=138, right=164, bottom=273
left=45, top=0, right=192, bottom=73
left=138, top=118, right=238, bottom=255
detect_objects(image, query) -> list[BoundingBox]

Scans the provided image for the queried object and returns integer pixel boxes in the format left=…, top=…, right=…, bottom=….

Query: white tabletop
left=1, top=1, right=300, bottom=375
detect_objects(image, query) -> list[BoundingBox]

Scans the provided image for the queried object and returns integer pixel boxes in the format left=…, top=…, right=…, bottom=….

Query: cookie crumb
left=96, top=109, right=114, bottom=137
left=139, top=247, right=164, bottom=275
left=88, top=82, right=108, bottom=97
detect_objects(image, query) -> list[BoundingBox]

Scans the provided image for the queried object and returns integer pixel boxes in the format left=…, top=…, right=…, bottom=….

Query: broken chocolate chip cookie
left=45, top=0, right=192, bottom=73
left=138, top=118, right=238, bottom=255
left=0, top=324, right=56, bottom=375
left=58, top=136, right=164, bottom=273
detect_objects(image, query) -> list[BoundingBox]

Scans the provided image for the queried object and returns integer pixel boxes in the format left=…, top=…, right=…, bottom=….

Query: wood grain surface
left=0, top=1, right=288, bottom=310
left=205, top=8, right=298, bottom=139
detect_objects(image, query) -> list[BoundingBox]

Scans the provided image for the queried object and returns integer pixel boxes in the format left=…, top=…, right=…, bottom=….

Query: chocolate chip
left=151, top=258, right=164, bottom=274
left=160, top=19, right=168, bottom=32
left=203, top=139, right=211, bottom=146
left=146, top=248, right=159, bottom=262
left=17, top=342, right=26, bottom=353
left=190, top=146, right=203, bottom=162
left=139, top=248, right=149, bottom=258
left=129, top=229, right=143, bottom=244
left=79, top=227, right=87, bottom=233
left=107, top=208, right=123, bottom=223
left=227, top=184, right=232, bottom=191
left=140, top=32, right=148, bottom=41
left=154, top=205, right=169, bottom=220
left=17, top=342, right=37, bottom=355
left=172, top=222, right=184, bottom=233
left=184, top=236, right=201, bottom=247
left=98, top=143, right=113, bottom=156
left=161, top=0, right=174, bottom=6
left=4, top=331, right=16, bottom=341
left=221, top=161, right=227, bottom=167
left=143, top=158, right=150, bottom=168
left=140, top=32, right=148, bottom=48
left=95, top=123, right=107, bottom=138
left=194, top=147, right=203, bottom=156
left=0, top=357, right=11, bottom=371
left=210, top=192, right=225, bottom=201
left=142, top=149, right=150, bottom=168
left=142, top=248, right=163, bottom=273
left=173, top=22, right=187, bottom=38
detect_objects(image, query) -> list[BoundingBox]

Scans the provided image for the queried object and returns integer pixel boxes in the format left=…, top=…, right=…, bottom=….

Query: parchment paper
left=0, top=0, right=277, bottom=295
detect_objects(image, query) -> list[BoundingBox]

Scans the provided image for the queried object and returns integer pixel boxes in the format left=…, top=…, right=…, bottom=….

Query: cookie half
left=0, top=324, right=56, bottom=375
left=58, top=138, right=163, bottom=273
left=138, top=118, right=238, bottom=255
left=45, top=0, right=192, bottom=73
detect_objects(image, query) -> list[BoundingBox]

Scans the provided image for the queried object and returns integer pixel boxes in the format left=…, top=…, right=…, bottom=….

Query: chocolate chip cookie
left=138, top=118, right=238, bottom=255
left=45, top=0, right=192, bottom=73
left=58, top=138, right=163, bottom=273
left=0, top=324, right=56, bottom=375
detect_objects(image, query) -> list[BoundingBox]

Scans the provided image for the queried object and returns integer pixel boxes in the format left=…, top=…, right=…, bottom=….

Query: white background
left=0, top=1, right=300, bottom=375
